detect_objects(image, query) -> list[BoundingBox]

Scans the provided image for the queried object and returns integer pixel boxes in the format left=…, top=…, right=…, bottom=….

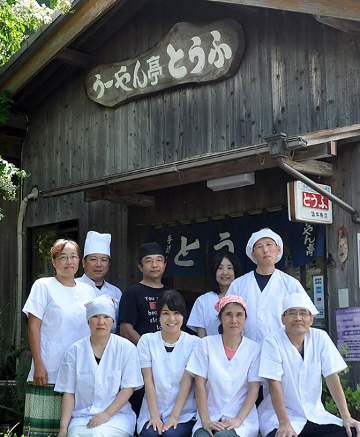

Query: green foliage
left=322, top=346, right=360, bottom=421
left=0, top=155, right=29, bottom=220
left=0, top=90, right=14, bottom=124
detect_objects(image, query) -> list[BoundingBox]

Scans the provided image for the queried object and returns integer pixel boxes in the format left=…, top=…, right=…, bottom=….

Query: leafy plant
left=322, top=346, right=360, bottom=420
left=0, top=91, right=13, bottom=124
left=0, top=155, right=29, bottom=220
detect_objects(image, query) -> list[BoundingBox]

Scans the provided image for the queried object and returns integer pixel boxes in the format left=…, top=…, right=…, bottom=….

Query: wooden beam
left=55, top=48, right=93, bottom=69
left=203, top=0, right=360, bottom=22
left=283, top=158, right=333, bottom=177
left=0, top=0, right=135, bottom=95
left=294, top=142, right=337, bottom=161
left=84, top=187, right=155, bottom=207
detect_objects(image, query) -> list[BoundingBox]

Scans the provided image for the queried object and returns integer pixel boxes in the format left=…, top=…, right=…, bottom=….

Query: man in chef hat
left=258, top=293, right=360, bottom=437
left=228, top=227, right=311, bottom=344
left=76, top=231, right=122, bottom=333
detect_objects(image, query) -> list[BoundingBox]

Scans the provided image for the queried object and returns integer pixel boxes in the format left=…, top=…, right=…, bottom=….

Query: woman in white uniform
left=187, top=252, right=241, bottom=337
left=186, top=295, right=261, bottom=437
left=22, top=239, right=95, bottom=437
left=137, top=289, right=200, bottom=437
left=55, top=294, right=143, bottom=437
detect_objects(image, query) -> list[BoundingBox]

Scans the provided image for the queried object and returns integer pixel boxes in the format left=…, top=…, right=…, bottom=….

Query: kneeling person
left=55, top=295, right=143, bottom=437
left=258, top=293, right=360, bottom=437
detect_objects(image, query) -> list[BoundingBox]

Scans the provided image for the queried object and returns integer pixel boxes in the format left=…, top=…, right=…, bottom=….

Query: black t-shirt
left=118, top=283, right=171, bottom=335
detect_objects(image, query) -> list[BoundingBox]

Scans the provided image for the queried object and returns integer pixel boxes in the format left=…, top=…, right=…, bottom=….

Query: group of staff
left=22, top=229, right=360, bottom=437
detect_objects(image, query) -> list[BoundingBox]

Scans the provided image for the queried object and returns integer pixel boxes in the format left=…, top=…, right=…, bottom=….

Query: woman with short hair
left=23, top=239, right=96, bottom=436
left=137, top=289, right=200, bottom=437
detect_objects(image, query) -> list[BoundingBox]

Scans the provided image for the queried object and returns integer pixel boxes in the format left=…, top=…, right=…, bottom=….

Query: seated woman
left=55, top=295, right=143, bottom=437
left=187, top=251, right=241, bottom=337
left=137, top=289, right=200, bottom=437
left=186, top=295, right=261, bottom=437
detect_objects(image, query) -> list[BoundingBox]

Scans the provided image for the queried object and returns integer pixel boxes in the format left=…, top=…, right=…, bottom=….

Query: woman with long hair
left=187, top=251, right=241, bottom=337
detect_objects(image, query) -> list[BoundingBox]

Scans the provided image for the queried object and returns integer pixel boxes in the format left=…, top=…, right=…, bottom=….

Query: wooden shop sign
left=86, top=19, right=245, bottom=107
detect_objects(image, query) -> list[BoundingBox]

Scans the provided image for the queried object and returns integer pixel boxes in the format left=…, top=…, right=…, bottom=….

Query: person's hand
left=275, top=423, right=298, bottom=437
left=342, top=417, right=360, bottom=437
left=33, top=362, right=48, bottom=386
left=146, top=417, right=164, bottom=434
left=201, top=419, right=225, bottom=437
left=162, top=415, right=178, bottom=432
left=87, top=412, right=111, bottom=428
left=57, top=429, right=67, bottom=437
left=222, top=417, right=243, bottom=430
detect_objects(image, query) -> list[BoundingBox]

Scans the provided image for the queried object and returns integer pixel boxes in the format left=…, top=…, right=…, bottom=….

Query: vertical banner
left=287, top=221, right=325, bottom=268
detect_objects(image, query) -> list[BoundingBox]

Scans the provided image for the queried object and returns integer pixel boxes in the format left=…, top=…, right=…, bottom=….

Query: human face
left=251, top=237, right=281, bottom=268
left=216, top=257, right=235, bottom=291
left=52, top=243, right=80, bottom=279
left=89, top=314, right=113, bottom=337
left=282, top=307, right=314, bottom=337
left=82, top=254, right=110, bottom=285
left=220, top=303, right=246, bottom=336
left=138, top=254, right=166, bottom=281
left=159, top=304, right=184, bottom=336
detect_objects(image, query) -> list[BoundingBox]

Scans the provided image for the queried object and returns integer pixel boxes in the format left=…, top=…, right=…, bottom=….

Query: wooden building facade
left=1, top=0, right=360, bottom=380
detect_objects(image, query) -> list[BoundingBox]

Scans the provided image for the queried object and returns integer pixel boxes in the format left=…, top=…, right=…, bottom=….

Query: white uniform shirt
left=258, top=327, right=347, bottom=436
left=186, top=335, right=261, bottom=437
left=228, top=270, right=308, bottom=343
left=76, top=274, right=122, bottom=333
left=22, top=277, right=95, bottom=383
left=137, top=331, right=200, bottom=434
left=55, top=334, right=143, bottom=435
left=187, top=291, right=226, bottom=336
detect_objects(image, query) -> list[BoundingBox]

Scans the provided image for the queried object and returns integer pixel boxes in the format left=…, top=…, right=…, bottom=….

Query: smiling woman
left=137, top=289, right=200, bottom=437
left=22, top=239, right=96, bottom=437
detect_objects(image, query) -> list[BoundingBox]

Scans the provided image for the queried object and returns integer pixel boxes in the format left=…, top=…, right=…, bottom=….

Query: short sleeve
left=120, top=341, right=144, bottom=391
left=22, top=279, right=49, bottom=320
left=186, top=338, right=209, bottom=379
left=247, top=343, right=261, bottom=382
left=187, top=297, right=205, bottom=332
left=259, top=334, right=284, bottom=381
left=319, top=331, right=347, bottom=378
left=118, top=288, right=138, bottom=325
left=137, top=334, right=152, bottom=368
left=54, top=345, right=77, bottom=393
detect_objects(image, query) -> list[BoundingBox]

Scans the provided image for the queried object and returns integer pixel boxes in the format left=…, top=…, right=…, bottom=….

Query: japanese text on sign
left=86, top=19, right=245, bottom=107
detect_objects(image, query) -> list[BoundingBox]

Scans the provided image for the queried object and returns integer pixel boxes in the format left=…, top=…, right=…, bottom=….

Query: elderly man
left=119, top=242, right=170, bottom=345
left=228, top=228, right=310, bottom=344
left=77, top=231, right=122, bottom=333
left=258, top=293, right=360, bottom=437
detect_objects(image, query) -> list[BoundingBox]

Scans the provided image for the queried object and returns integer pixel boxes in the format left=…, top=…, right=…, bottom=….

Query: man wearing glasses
left=258, top=293, right=360, bottom=437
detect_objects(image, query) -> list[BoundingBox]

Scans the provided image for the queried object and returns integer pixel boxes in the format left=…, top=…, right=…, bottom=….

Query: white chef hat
left=85, top=295, right=117, bottom=321
left=84, top=231, right=111, bottom=257
left=246, top=228, right=283, bottom=264
left=282, top=293, right=319, bottom=315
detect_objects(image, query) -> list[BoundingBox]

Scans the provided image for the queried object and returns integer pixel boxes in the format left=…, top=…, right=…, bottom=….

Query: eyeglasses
left=57, top=255, right=79, bottom=263
left=284, top=309, right=311, bottom=318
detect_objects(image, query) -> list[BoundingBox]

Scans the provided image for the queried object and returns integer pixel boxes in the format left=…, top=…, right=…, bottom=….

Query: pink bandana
left=214, top=295, right=247, bottom=313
